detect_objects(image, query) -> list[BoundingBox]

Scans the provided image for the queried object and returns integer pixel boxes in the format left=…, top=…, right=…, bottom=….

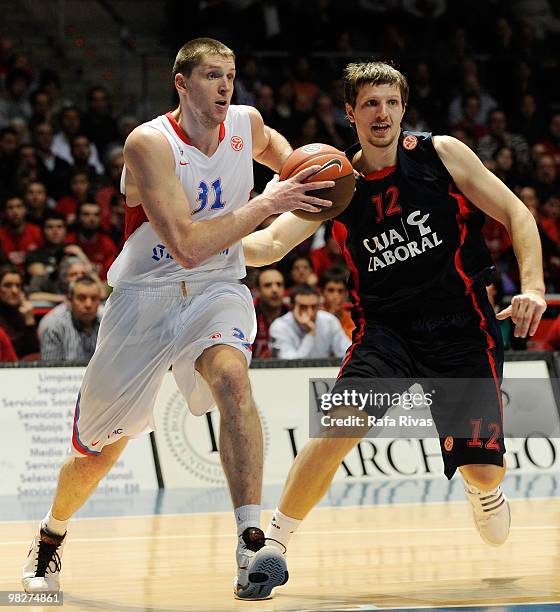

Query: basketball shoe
left=234, top=527, right=288, bottom=600
left=465, top=484, right=511, bottom=546
left=22, top=526, right=66, bottom=592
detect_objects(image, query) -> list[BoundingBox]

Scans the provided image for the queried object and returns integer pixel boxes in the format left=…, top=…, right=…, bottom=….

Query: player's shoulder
left=123, top=120, right=173, bottom=164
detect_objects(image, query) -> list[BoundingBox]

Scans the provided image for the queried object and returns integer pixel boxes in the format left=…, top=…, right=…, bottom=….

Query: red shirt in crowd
left=482, top=218, right=512, bottom=262
left=65, top=232, right=118, bottom=280
left=0, top=223, right=43, bottom=270
left=253, top=299, right=288, bottom=359
left=0, top=327, right=17, bottom=362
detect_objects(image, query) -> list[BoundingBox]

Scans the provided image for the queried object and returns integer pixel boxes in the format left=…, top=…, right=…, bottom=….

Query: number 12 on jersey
left=193, top=178, right=226, bottom=214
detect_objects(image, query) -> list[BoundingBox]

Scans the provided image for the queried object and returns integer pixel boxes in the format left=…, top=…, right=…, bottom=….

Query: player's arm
left=123, top=127, right=333, bottom=269
left=433, top=135, right=546, bottom=337
left=247, top=105, right=292, bottom=171
left=243, top=213, right=322, bottom=267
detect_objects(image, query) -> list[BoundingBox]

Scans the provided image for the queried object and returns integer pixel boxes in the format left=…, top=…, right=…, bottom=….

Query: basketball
left=279, top=143, right=355, bottom=221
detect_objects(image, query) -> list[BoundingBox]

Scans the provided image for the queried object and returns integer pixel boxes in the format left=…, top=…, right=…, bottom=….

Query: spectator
left=0, top=196, right=42, bottom=270
left=532, top=154, right=559, bottom=203
left=28, top=89, right=53, bottom=129
left=13, top=144, right=44, bottom=195
left=52, top=106, right=104, bottom=174
left=107, top=192, right=125, bottom=249
left=0, top=264, right=39, bottom=358
left=269, top=284, right=351, bottom=359
left=56, top=170, right=92, bottom=226
left=447, top=72, right=497, bottom=128
left=540, top=112, right=560, bottom=171
left=40, top=274, right=101, bottom=362
left=540, top=193, right=560, bottom=245
left=477, top=108, right=530, bottom=171
left=253, top=268, right=288, bottom=359
left=0, top=126, right=18, bottom=200
left=289, top=255, right=317, bottom=288
left=37, top=256, right=95, bottom=335
left=491, top=146, right=520, bottom=189
left=24, top=181, right=53, bottom=225
left=0, top=68, right=32, bottom=127
left=0, top=325, right=17, bottom=361
left=69, top=134, right=98, bottom=183
left=25, top=212, right=69, bottom=303
left=310, top=225, right=344, bottom=281
left=95, top=146, right=124, bottom=228
left=290, top=56, right=320, bottom=113
left=452, top=94, right=486, bottom=143
left=513, top=94, right=544, bottom=145
left=32, top=122, right=72, bottom=199
left=66, top=202, right=117, bottom=280
left=82, top=86, right=119, bottom=159
left=319, top=268, right=354, bottom=340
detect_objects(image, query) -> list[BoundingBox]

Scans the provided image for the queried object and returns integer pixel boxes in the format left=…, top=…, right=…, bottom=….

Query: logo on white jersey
left=231, top=135, right=244, bottom=151
left=362, top=211, right=442, bottom=271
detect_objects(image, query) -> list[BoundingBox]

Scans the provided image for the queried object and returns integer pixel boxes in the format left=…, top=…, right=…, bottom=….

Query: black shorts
left=332, top=291, right=505, bottom=479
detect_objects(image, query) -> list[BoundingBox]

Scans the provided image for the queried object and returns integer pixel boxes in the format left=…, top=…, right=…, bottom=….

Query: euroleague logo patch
left=230, top=135, right=244, bottom=151
left=302, top=143, right=323, bottom=154
left=444, top=436, right=454, bottom=452
left=403, top=135, right=418, bottom=150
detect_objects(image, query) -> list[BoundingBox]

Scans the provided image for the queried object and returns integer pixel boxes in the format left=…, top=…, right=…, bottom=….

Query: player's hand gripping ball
left=279, top=143, right=355, bottom=221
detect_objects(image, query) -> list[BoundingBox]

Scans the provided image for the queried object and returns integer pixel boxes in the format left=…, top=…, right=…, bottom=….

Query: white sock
left=235, top=504, right=261, bottom=538
left=42, top=508, right=68, bottom=537
left=265, top=508, right=301, bottom=552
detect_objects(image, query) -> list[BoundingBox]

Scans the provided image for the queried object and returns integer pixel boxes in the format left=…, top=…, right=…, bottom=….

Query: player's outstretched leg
left=22, top=437, right=128, bottom=592
left=460, top=463, right=510, bottom=546
left=262, top=412, right=366, bottom=593
left=197, top=345, right=287, bottom=600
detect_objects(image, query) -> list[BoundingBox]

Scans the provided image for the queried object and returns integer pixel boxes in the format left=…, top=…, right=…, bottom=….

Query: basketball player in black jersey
left=242, top=61, right=546, bottom=594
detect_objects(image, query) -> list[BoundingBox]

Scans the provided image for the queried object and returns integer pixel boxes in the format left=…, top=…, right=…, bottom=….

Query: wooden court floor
left=1, top=498, right=559, bottom=612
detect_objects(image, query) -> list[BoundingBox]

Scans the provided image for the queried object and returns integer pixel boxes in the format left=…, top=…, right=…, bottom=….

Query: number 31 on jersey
left=193, top=178, right=226, bottom=214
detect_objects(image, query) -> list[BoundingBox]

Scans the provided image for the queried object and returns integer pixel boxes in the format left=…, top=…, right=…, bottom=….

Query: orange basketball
left=279, top=143, right=355, bottom=221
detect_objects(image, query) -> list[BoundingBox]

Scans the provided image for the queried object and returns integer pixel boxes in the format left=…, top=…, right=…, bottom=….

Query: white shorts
left=70, top=279, right=256, bottom=457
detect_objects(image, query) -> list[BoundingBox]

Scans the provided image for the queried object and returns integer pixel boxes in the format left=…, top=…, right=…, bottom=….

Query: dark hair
left=0, top=127, right=18, bottom=139
left=5, top=68, right=31, bottom=90
left=290, top=255, right=312, bottom=270
left=42, top=211, right=66, bottom=226
left=319, top=267, right=348, bottom=289
left=290, top=284, right=318, bottom=304
left=70, top=134, right=89, bottom=147
left=29, top=89, right=49, bottom=106
left=172, top=37, right=235, bottom=79
left=256, top=267, right=285, bottom=288
left=77, top=201, right=101, bottom=216
left=68, top=274, right=98, bottom=298
left=343, top=61, right=409, bottom=109
left=0, top=264, right=22, bottom=284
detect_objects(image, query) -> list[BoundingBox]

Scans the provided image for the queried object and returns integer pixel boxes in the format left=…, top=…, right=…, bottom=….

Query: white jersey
left=107, top=105, right=254, bottom=288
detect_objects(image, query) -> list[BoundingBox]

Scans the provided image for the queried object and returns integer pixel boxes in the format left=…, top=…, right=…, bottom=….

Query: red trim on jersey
left=363, top=165, right=397, bottom=181
left=124, top=200, right=149, bottom=240
left=71, top=393, right=101, bottom=457
left=332, top=220, right=366, bottom=377
left=449, top=184, right=503, bottom=422
left=165, top=111, right=225, bottom=145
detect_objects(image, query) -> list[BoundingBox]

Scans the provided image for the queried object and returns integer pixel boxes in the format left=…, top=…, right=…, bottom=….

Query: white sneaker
left=22, top=526, right=66, bottom=592
left=465, top=484, right=511, bottom=546
left=234, top=527, right=288, bottom=600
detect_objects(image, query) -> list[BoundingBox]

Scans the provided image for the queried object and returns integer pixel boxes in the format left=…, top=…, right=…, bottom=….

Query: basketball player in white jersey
left=22, top=38, right=334, bottom=600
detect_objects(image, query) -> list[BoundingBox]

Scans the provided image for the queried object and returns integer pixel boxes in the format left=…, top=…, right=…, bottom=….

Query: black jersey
left=333, top=131, right=494, bottom=319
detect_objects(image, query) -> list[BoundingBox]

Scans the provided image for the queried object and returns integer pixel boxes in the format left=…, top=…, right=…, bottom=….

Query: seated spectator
left=532, top=154, right=559, bottom=203
left=69, top=134, right=99, bottom=185
left=52, top=106, right=104, bottom=175
left=66, top=202, right=117, bottom=281
left=0, top=196, right=42, bottom=270
left=24, top=181, right=54, bottom=225
left=82, top=85, right=119, bottom=159
left=540, top=193, right=560, bottom=244
left=253, top=268, right=288, bottom=358
left=37, top=256, right=97, bottom=335
left=319, top=268, right=354, bottom=340
left=0, top=68, right=32, bottom=127
left=33, top=121, right=72, bottom=199
left=491, top=146, right=521, bottom=190
left=477, top=108, right=530, bottom=173
left=108, top=192, right=125, bottom=249
left=289, top=256, right=317, bottom=288
left=452, top=94, right=486, bottom=143
left=0, top=264, right=39, bottom=358
left=96, top=146, right=124, bottom=230
left=56, top=170, right=93, bottom=227
left=540, top=112, right=560, bottom=171
left=269, top=284, right=351, bottom=359
left=40, top=274, right=101, bottom=362
left=25, top=213, right=70, bottom=303
left=310, top=225, right=344, bottom=281
left=0, top=325, right=17, bottom=361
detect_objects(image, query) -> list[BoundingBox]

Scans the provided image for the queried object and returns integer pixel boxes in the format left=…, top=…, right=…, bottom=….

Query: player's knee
left=462, top=464, right=504, bottom=490
left=210, top=360, right=251, bottom=405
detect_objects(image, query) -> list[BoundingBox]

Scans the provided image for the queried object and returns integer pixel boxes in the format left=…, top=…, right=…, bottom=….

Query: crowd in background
left=1, top=0, right=560, bottom=362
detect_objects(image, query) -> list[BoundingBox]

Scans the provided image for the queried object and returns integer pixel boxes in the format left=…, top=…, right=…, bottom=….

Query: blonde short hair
left=343, top=61, right=409, bottom=108
left=172, top=38, right=235, bottom=78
